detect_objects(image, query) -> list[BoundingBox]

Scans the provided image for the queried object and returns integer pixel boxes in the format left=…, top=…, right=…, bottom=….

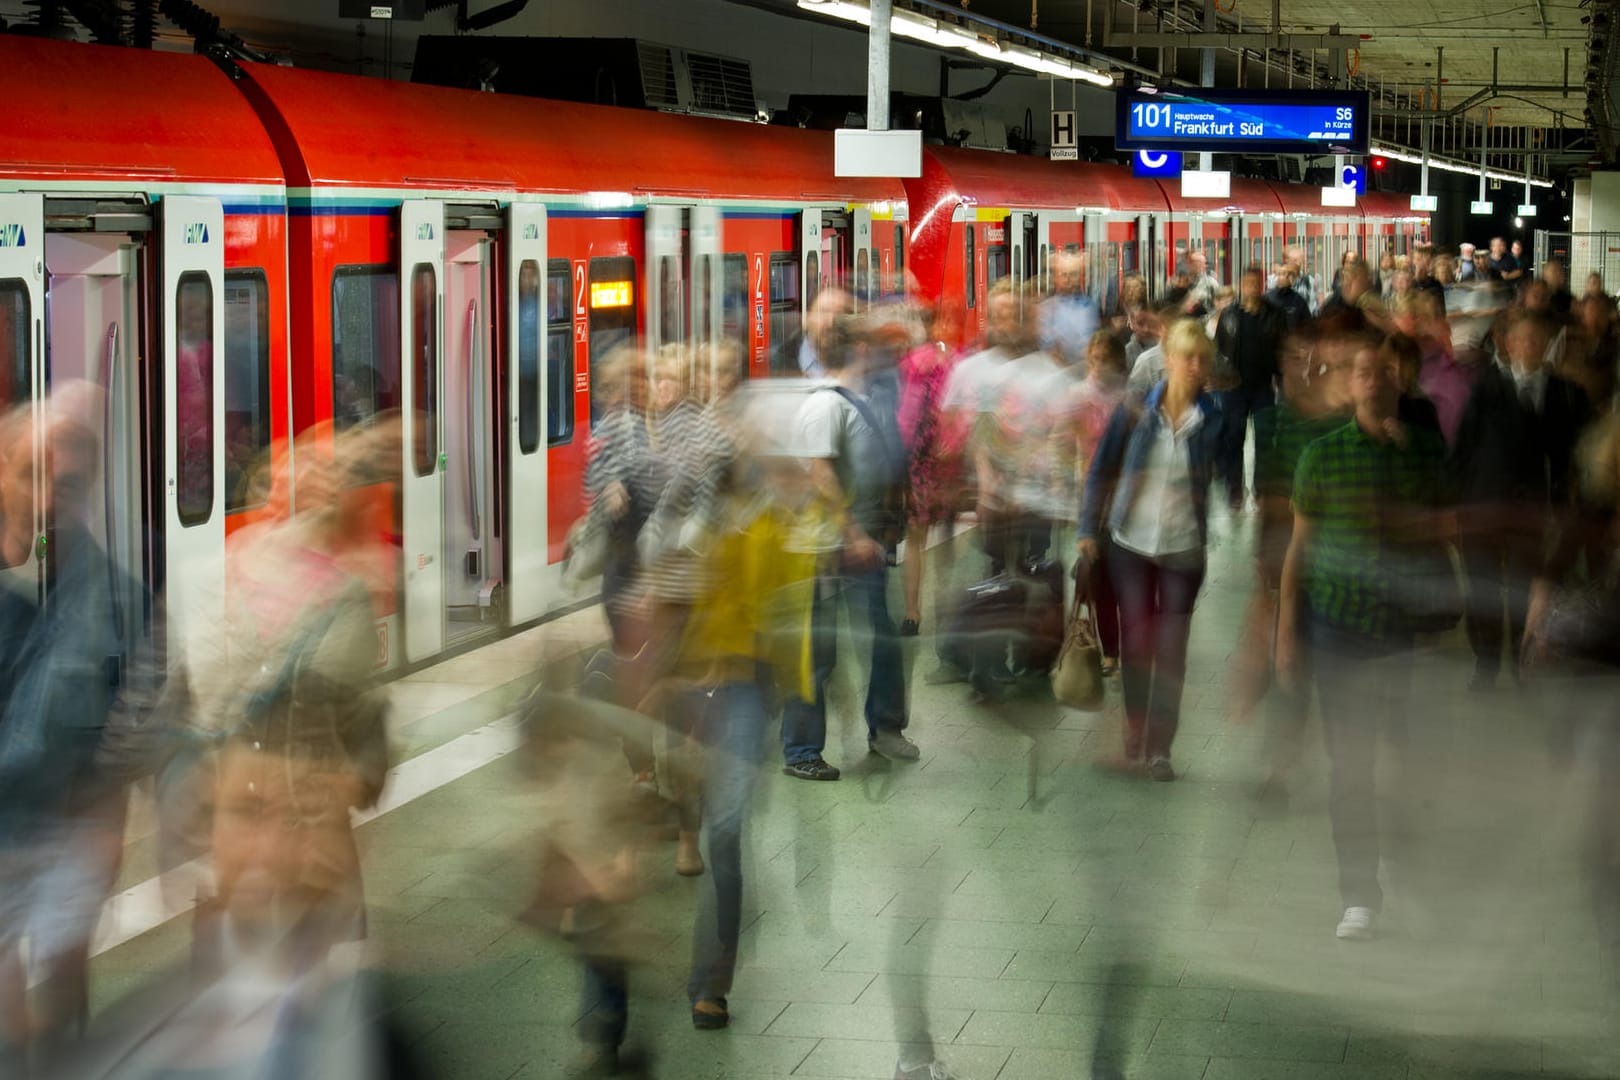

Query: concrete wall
left=1584, top=172, right=1620, bottom=234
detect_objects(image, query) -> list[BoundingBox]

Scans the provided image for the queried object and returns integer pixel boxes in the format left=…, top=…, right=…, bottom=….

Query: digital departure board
left=1115, top=87, right=1370, bottom=155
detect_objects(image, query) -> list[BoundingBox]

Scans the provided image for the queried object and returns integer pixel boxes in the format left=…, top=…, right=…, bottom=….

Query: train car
left=906, top=147, right=1170, bottom=343
left=0, top=36, right=289, bottom=668
left=234, top=60, right=908, bottom=671
left=1152, top=175, right=1287, bottom=288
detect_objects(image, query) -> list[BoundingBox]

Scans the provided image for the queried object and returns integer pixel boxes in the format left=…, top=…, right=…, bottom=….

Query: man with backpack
left=781, top=316, right=916, bottom=781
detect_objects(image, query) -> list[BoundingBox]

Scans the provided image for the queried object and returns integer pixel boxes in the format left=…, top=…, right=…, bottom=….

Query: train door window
left=985, top=244, right=1007, bottom=289
left=721, top=253, right=747, bottom=345
left=964, top=224, right=975, bottom=308
left=694, top=253, right=713, bottom=344
left=0, top=280, right=27, bottom=569
left=893, top=225, right=905, bottom=288
left=409, top=263, right=438, bottom=479
left=175, top=271, right=214, bottom=527
left=331, top=266, right=401, bottom=438
left=870, top=247, right=879, bottom=298
left=516, top=259, right=540, bottom=453
left=588, top=256, right=637, bottom=423
left=222, top=269, right=270, bottom=513
left=768, top=252, right=800, bottom=358
left=855, top=248, right=870, bottom=305
left=544, top=259, right=572, bottom=446
left=659, top=255, right=683, bottom=344
left=1038, top=244, right=1048, bottom=291
left=0, top=280, right=28, bottom=415
left=804, top=250, right=820, bottom=312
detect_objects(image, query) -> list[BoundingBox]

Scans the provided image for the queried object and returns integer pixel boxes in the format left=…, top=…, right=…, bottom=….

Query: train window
left=331, top=266, right=401, bottom=437
left=768, top=252, right=800, bottom=363
left=722, top=253, right=747, bottom=344
left=223, top=270, right=271, bottom=514
left=855, top=248, right=869, bottom=305
left=409, top=263, right=438, bottom=478
left=894, top=225, right=905, bottom=288
left=804, top=250, right=820, bottom=312
left=986, top=243, right=1008, bottom=289
left=659, top=256, right=683, bottom=345
left=1038, top=244, right=1048, bottom=291
left=515, top=259, right=542, bottom=455
left=0, top=281, right=27, bottom=570
left=588, top=256, right=637, bottom=424
left=964, top=224, right=975, bottom=308
left=175, top=271, right=214, bottom=528
left=545, top=259, right=572, bottom=447
left=694, top=254, right=713, bottom=344
left=0, top=280, right=28, bottom=416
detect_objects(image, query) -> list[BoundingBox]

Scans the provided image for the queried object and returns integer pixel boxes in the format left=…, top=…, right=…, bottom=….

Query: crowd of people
left=4, top=235, right=1620, bottom=1079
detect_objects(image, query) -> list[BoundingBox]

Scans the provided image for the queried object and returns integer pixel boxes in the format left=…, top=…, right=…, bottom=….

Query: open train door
left=506, top=201, right=549, bottom=625
left=0, top=194, right=44, bottom=604
left=161, top=195, right=225, bottom=651
left=400, top=199, right=446, bottom=662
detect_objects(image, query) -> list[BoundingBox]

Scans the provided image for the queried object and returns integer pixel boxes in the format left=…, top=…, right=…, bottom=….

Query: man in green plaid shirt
left=1277, top=334, right=1451, bottom=944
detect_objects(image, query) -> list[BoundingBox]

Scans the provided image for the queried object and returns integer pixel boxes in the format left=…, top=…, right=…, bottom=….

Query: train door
left=162, top=196, right=226, bottom=650
left=1033, top=213, right=1054, bottom=294
left=399, top=199, right=445, bottom=663
left=852, top=206, right=874, bottom=310
left=506, top=202, right=551, bottom=626
left=442, top=219, right=500, bottom=643
left=646, top=204, right=722, bottom=384
left=44, top=206, right=147, bottom=660
left=1007, top=212, right=1031, bottom=297
left=799, top=210, right=822, bottom=318
left=0, top=194, right=44, bottom=605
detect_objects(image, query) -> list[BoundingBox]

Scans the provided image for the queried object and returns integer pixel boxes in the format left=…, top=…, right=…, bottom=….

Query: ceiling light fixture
left=796, top=0, right=1113, bottom=86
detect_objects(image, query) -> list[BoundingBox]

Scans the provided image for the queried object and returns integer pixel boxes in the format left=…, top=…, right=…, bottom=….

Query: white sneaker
left=895, top=1061, right=961, bottom=1080
left=1335, top=905, right=1374, bottom=941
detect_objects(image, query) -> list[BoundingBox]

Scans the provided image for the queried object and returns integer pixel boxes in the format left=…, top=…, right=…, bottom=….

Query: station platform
left=86, top=510, right=1620, bottom=1079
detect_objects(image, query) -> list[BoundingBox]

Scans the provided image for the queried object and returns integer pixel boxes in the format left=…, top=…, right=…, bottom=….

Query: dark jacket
left=1078, top=381, right=1222, bottom=549
left=1265, top=286, right=1311, bottom=331
left=1451, top=365, right=1591, bottom=511
left=1214, top=300, right=1286, bottom=392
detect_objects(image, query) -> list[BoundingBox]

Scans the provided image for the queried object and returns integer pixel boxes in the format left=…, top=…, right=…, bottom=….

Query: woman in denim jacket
left=1078, top=319, right=1220, bottom=781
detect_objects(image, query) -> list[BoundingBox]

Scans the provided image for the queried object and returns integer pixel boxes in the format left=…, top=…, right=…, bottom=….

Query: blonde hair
left=1163, top=317, right=1214, bottom=365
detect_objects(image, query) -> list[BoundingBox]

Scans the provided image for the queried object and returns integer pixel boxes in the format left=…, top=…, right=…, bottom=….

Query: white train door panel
left=401, top=199, right=446, bottom=663
left=507, top=202, right=550, bottom=625
left=161, top=195, right=225, bottom=651
left=0, top=194, right=43, bottom=604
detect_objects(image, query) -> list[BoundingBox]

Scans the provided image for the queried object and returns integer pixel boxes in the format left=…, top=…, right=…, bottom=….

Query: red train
left=0, top=36, right=1428, bottom=673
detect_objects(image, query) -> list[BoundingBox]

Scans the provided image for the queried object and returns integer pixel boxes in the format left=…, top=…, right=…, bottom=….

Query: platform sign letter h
left=1052, top=111, right=1076, bottom=150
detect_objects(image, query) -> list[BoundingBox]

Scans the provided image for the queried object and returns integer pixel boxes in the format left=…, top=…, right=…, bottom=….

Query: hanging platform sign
left=1116, top=86, right=1369, bottom=155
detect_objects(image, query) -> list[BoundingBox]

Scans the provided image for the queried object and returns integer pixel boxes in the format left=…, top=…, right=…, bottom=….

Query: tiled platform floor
left=88, top=510, right=1620, bottom=1078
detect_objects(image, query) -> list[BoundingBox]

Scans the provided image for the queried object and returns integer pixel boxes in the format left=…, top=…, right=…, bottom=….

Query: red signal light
left=1372, top=156, right=1388, bottom=171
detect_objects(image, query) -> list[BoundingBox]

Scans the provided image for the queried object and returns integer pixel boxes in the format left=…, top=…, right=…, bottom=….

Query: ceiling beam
left=1103, top=31, right=1361, bottom=51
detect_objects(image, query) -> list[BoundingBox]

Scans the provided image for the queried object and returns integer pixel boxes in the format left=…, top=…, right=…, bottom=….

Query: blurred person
left=1242, top=326, right=1352, bottom=796
left=1384, top=331, right=1444, bottom=454
left=1411, top=244, right=1446, bottom=313
left=1458, top=242, right=1477, bottom=280
left=1450, top=265, right=1507, bottom=367
left=580, top=344, right=653, bottom=656
left=1489, top=235, right=1523, bottom=282
left=1543, top=260, right=1574, bottom=318
left=1567, top=295, right=1620, bottom=414
left=1333, top=261, right=1389, bottom=331
left=1277, top=336, right=1450, bottom=940
left=0, top=392, right=137, bottom=1072
left=1584, top=270, right=1615, bottom=313
left=1212, top=266, right=1286, bottom=512
left=1125, top=293, right=1189, bottom=395
left=1451, top=310, right=1592, bottom=691
left=1265, top=262, right=1310, bottom=331
left=1048, top=251, right=1101, bottom=361
left=781, top=316, right=914, bottom=780
left=1078, top=319, right=1220, bottom=781
left=772, top=286, right=851, bottom=378
left=897, top=302, right=964, bottom=638
left=1433, top=252, right=1457, bottom=289
left=1378, top=251, right=1398, bottom=300
left=1408, top=291, right=1476, bottom=449
left=1123, top=303, right=1161, bottom=368
left=1076, top=331, right=1131, bottom=675
left=1284, top=245, right=1320, bottom=316
left=1116, top=274, right=1148, bottom=334
left=1388, top=266, right=1415, bottom=306
left=517, top=687, right=658, bottom=1077
left=1184, top=249, right=1218, bottom=315
left=1472, top=248, right=1497, bottom=283
left=1331, top=250, right=1363, bottom=299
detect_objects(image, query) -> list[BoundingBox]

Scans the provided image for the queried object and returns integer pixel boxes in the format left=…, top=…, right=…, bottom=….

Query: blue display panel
left=1115, top=87, right=1370, bottom=155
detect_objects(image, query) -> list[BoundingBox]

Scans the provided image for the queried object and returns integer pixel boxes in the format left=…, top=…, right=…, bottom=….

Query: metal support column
left=869, top=0, right=891, bottom=131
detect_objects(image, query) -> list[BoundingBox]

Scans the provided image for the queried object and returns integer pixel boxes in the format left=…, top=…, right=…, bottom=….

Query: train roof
left=0, top=37, right=283, bottom=188
left=1360, top=190, right=1428, bottom=221
left=1154, top=175, right=1285, bottom=216
left=238, top=61, right=907, bottom=205
left=918, top=146, right=1168, bottom=214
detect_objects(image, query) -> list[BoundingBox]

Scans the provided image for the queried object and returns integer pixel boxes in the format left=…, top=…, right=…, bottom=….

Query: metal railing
left=1536, top=232, right=1620, bottom=292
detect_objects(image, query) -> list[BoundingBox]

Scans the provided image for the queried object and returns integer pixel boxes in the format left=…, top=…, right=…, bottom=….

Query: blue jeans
left=1215, top=384, right=1274, bottom=505
left=687, top=681, right=768, bottom=1002
left=1107, top=544, right=1205, bottom=760
left=781, top=566, right=907, bottom=765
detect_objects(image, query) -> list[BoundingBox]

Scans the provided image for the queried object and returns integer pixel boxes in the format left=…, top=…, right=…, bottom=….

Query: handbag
left=563, top=512, right=610, bottom=585
left=1050, top=583, right=1105, bottom=710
